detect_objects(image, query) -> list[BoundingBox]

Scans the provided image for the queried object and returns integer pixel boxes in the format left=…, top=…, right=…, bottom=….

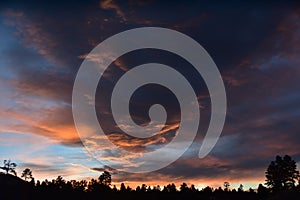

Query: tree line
left=1, top=155, right=300, bottom=200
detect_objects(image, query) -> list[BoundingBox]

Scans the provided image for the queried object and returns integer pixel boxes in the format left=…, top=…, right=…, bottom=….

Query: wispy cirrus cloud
left=3, top=10, right=62, bottom=67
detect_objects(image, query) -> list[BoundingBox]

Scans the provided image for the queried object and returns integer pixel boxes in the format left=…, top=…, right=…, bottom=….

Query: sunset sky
left=1, top=0, right=300, bottom=189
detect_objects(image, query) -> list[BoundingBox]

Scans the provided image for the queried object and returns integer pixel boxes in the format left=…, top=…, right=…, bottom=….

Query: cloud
left=106, top=128, right=173, bottom=153
left=222, top=74, right=247, bottom=87
left=90, top=165, right=119, bottom=175
left=100, top=0, right=126, bottom=21
left=0, top=80, right=80, bottom=146
left=3, top=9, right=62, bottom=67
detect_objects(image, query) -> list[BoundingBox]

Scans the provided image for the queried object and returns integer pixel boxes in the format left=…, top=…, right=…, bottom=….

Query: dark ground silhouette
left=1, top=155, right=300, bottom=200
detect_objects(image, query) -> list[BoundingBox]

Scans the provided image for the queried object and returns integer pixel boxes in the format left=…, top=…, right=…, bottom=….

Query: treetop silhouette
left=265, top=155, right=300, bottom=192
left=99, top=170, right=112, bottom=186
left=21, top=168, right=33, bottom=181
left=0, top=160, right=17, bottom=176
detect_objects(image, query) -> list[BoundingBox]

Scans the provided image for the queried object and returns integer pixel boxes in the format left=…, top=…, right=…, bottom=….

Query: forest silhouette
left=0, top=155, right=299, bottom=200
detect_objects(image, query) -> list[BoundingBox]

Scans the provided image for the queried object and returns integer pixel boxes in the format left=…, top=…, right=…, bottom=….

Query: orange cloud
left=105, top=122, right=179, bottom=153
left=0, top=97, right=79, bottom=145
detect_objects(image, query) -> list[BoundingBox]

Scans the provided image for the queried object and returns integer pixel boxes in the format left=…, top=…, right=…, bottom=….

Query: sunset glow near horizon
left=1, top=0, right=300, bottom=190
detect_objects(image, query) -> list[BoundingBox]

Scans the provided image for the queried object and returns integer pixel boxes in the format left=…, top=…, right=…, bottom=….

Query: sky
left=1, top=0, right=300, bottom=190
